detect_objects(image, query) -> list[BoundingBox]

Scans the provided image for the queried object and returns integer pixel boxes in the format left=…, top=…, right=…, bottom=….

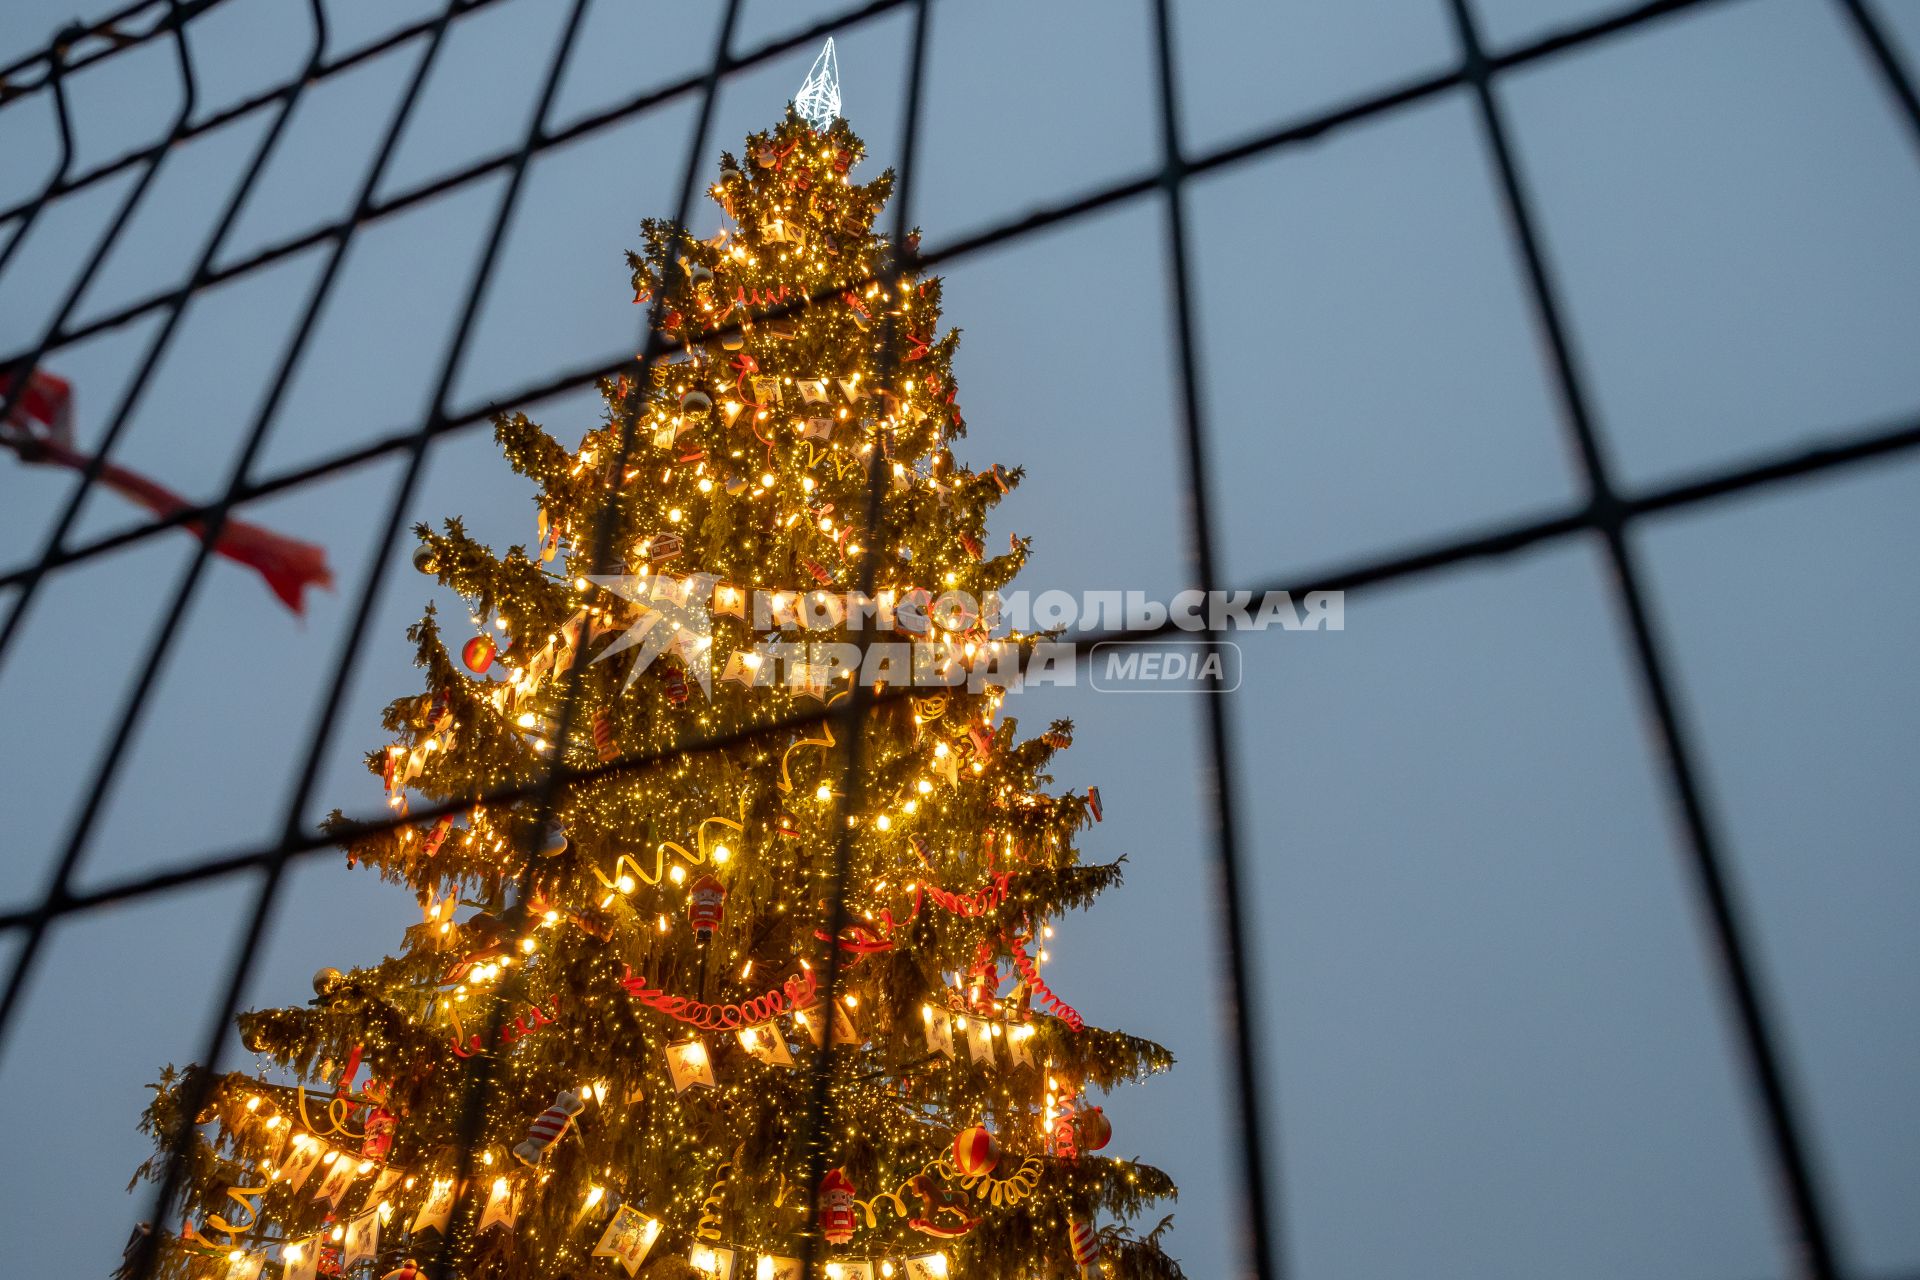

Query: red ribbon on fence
left=2, top=368, right=333, bottom=614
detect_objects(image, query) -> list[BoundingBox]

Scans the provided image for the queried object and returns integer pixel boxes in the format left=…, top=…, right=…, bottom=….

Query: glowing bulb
left=713, top=843, right=731, bottom=864
left=815, top=783, right=833, bottom=802
left=875, top=814, right=892, bottom=831
left=618, top=875, right=637, bottom=894
left=669, top=864, right=686, bottom=885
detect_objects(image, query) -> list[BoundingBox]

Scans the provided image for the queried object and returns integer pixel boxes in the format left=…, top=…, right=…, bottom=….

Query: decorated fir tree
left=132, top=83, right=1183, bottom=1280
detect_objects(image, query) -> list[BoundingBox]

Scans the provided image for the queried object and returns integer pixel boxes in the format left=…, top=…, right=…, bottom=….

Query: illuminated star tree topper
left=794, top=37, right=841, bottom=131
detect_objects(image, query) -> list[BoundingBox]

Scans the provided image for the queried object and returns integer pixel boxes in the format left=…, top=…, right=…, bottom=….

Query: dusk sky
left=2, top=2, right=1918, bottom=1279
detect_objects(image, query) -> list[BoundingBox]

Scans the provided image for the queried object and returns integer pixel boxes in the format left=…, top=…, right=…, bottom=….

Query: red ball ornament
left=461, top=635, right=495, bottom=673
left=1076, top=1105, right=1112, bottom=1152
left=952, top=1124, right=1000, bottom=1177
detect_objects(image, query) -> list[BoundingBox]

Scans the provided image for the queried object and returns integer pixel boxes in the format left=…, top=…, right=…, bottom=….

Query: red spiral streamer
left=618, top=967, right=818, bottom=1031
left=1005, top=934, right=1083, bottom=1032
left=916, top=871, right=1011, bottom=919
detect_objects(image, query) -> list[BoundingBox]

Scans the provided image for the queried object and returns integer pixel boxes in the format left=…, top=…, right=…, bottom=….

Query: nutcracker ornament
left=512, top=1088, right=586, bottom=1166
left=686, top=874, right=727, bottom=939
left=963, top=942, right=999, bottom=1015
left=818, top=1168, right=858, bottom=1245
left=359, top=1098, right=396, bottom=1163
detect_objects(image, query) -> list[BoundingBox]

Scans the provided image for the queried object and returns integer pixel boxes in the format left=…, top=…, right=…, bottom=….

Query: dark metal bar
left=0, top=0, right=1762, bottom=598
left=1831, top=0, right=1920, bottom=153
left=2, top=404, right=1917, bottom=935
left=0, top=0, right=902, bottom=244
left=0, top=0, right=1743, bottom=382
left=799, top=5, right=933, bottom=1275
left=0, top=0, right=331, bottom=669
left=0, top=0, right=207, bottom=1036
left=415, top=0, right=744, bottom=1271
left=0, top=0, right=514, bottom=210
left=0, top=0, right=224, bottom=91
left=0, top=0, right=446, bottom=1060
left=0, top=33, right=78, bottom=286
left=0, top=0, right=198, bottom=586
left=113, top=8, right=472, bottom=1278
left=1443, top=1, right=1841, bottom=1275
left=1147, top=1, right=1281, bottom=1277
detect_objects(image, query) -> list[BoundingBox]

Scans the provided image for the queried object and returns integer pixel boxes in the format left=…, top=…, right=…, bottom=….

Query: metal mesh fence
left=1, top=0, right=1917, bottom=1276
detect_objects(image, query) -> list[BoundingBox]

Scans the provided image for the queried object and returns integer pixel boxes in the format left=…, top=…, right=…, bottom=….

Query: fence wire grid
left=1, top=1, right=1918, bottom=1278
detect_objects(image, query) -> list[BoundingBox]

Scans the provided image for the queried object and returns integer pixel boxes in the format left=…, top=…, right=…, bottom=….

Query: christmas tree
left=131, top=80, right=1184, bottom=1280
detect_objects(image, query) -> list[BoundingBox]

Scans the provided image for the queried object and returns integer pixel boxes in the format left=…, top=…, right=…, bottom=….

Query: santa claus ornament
left=686, top=874, right=727, bottom=939
left=818, top=1168, right=858, bottom=1245
left=512, top=1089, right=585, bottom=1166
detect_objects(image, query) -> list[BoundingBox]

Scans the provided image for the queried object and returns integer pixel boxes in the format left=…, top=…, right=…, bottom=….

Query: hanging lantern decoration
left=686, top=875, right=726, bottom=940
left=952, top=1124, right=999, bottom=1177
left=818, top=1168, right=858, bottom=1245
left=462, top=635, right=496, bottom=673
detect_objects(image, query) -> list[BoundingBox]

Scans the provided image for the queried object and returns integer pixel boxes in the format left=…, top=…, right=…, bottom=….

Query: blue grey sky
left=1, top=2, right=1917, bottom=1279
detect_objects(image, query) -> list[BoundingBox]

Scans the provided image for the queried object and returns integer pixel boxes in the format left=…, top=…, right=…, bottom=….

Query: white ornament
left=794, top=38, right=841, bottom=131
